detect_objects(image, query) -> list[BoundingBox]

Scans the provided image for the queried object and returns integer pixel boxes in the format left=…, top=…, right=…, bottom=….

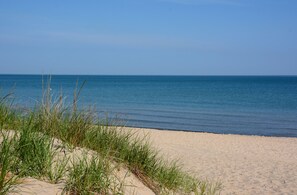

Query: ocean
left=1, top=75, right=297, bottom=137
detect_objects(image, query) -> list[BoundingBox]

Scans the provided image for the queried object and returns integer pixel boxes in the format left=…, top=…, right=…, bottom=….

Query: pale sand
left=6, top=128, right=297, bottom=194
left=127, top=127, right=297, bottom=195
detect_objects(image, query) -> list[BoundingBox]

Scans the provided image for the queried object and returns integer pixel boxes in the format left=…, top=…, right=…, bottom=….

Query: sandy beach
left=5, top=127, right=297, bottom=194
left=2, top=0, right=297, bottom=193
left=127, top=127, right=297, bottom=195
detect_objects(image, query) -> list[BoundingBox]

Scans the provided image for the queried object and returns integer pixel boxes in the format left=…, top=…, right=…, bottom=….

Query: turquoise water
left=1, top=75, right=297, bottom=137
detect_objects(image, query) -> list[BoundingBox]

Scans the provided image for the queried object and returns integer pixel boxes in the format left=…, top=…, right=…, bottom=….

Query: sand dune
left=6, top=130, right=154, bottom=195
left=7, top=128, right=297, bottom=194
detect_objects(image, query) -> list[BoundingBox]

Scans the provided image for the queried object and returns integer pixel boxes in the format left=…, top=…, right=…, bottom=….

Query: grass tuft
left=0, top=93, right=20, bottom=130
left=64, top=154, right=122, bottom=195
left=47, top=155, right=69, bottom=184
left=0, top=131, right=18, bottom=194
left=13, top=118, right=55, bottom=178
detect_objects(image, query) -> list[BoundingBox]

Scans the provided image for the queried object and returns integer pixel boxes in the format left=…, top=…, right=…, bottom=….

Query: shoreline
left=126, top=127, right=297, bottom=195
left=122, top=125, right=297, bottom=138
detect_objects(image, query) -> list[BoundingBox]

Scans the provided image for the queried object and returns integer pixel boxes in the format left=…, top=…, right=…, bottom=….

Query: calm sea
left=1, top=75, right=297, bottom=137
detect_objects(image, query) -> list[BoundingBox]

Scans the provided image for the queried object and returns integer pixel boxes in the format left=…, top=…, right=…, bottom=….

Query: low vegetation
left=0, top=131, right=18, bottom=194
left=0, top=83, right=220, bottom=194
left=64, top=155, right=120, bottom=195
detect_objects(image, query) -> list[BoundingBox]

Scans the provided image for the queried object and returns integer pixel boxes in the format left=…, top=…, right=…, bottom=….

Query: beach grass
left=47, top=151, right=69, bottom=184
left=0, top=93, right=20, bottom=130
left=13, top=118, right=55, bottom=178
left=0, top=131, right=18, bottom=195
left=64, top=154, right=122, bottom=195
left=83, top=126, right=206, bottom=193
left=0, top=84, right=220, bottom=194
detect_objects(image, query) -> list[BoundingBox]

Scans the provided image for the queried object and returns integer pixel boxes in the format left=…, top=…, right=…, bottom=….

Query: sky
left=0, top=0, right=296, bottom=75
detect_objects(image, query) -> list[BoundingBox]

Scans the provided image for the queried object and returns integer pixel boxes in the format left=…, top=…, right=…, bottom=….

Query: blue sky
left=0, top=0, right=296, bottom=75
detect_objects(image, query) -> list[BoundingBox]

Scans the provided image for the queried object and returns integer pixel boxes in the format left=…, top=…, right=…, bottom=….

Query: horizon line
left=0, top=73, right=297, bottom=77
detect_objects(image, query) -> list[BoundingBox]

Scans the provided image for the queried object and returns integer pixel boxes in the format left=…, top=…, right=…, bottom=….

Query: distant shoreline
left=120, top=125, right=297, bottom=138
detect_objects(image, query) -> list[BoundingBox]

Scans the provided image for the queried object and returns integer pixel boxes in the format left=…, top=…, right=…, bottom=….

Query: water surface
left=1, top=75, right=297, bottom=137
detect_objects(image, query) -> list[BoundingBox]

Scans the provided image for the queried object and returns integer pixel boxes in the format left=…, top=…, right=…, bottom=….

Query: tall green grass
left=0, top=83, right=220, bottom=195
left=13, top=117, right=55, bottom=178
left=0, top=93, right=20, bottom=194
left=0, top=131, right=18, bottom=194
left=83, top=125, right=210, bottom=194
left=47, top=155, right=69, bottom=184
left=0, top=93, right=20, bottom=130
left=64, top=154, right=122, bottom=195
left=0, top=118, right=67, bottom=184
